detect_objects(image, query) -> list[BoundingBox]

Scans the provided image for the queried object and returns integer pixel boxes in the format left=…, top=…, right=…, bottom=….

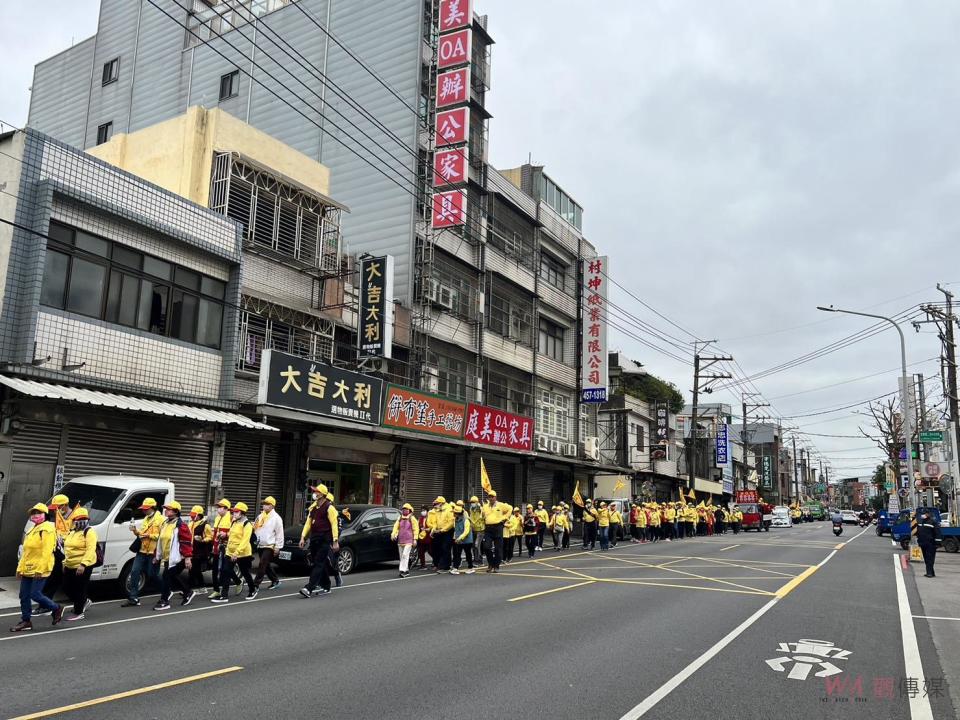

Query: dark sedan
left=277, top=504, right=402, bottom=575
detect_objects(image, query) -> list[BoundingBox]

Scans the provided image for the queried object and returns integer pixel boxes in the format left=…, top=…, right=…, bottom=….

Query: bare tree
left=859, top=396, right=902, bottom=478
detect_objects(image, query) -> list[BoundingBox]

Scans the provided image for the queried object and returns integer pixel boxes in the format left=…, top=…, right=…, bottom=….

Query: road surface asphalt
left=1, top=521, right=954, bottom=720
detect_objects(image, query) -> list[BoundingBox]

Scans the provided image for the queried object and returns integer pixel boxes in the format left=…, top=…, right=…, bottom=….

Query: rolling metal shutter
left=260, top=443, right=287, bottom=513
left=222, top=440, right=261, bottom=512
left=63, top=427, right=211, bottom=509
left=10, top=421, right=62, bottom=465
left=483, top=458, right=517, bottom=507
left=528, top=467, right=556, bottom=507
left=403, top=448, right=454, bottom=510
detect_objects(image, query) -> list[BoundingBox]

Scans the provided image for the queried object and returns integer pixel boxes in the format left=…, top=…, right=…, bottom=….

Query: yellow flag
left=480, top=457, right=494, bottom=496
left=572, top=480, right=585, bottom=508
left=688, top=488, right=696, bottom=501
left=614, top=476, right=625, bottom=492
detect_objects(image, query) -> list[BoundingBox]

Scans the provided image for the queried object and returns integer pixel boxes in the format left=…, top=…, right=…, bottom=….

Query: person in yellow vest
left=11, top=503, right=62, bottom=631
left=425, top=502, right=440, bottom=570
left=648, top=503, right=661, bottom=542
left=638, top=503, right=650, bottom=543
left=188, top=505, right=214, bottom=592
left=732, top=506, right=743, bottom=534
left=480, top=490, right=513, bottom=572
left=208, top=498, right=236, bottom=600
left=534, top=501, right=550, bottom=551
left=502, top=506, right=521, bottom=564
left=597, top=501, right=611, bottom=551
left=685, top=503, right=698, bottom=539
left=549, top=506, right=569, bottom=551
left=154, top=501, right=196, bottom=611
left=429, top=496, right=455, bottom=574
left=211, top=502, right=254, bottom=603
left=252, top=496, right=284, bottom=593
left=298, top=485, right=340, bottom=597
left=41, top=493, right=74, bottom=602
left=609, top=503, right=623, bottom=547
left=663, top=502, right=677, bottom=541
left=581, top=499, right=599, bottom=550
left=62, top=507, right=98, bottom=622
left=468, top=495, right=486, bottom=568
left=121, top=497, right=164, bottom=607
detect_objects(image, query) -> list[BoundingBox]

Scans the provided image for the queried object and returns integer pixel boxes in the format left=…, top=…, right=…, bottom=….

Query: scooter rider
left=831, top=509, right=843, bottom=536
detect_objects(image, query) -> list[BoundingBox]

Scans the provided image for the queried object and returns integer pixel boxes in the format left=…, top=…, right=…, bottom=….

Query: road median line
left=8, top=666, right=243, bottom=720
left=507, top=580, right=595, bottom=602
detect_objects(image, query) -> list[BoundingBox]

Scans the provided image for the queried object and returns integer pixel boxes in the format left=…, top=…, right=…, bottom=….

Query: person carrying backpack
left=451, top=501, right=475, bottom=575
left=154, top=501, right=195, bottom=611
left=188, top=505, right=213, bottom=592
left=391, top=503, right=418, bottom=578
left=213, top=502, right=255, bottom=602
left=62, top=507, right=99, bottom=621
left=11, top=503, right=62, bottom=632
left=523, top=505, right=540, bottom=558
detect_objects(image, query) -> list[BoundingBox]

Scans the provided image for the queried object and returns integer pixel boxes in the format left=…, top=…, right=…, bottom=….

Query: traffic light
left=887, top=442, right=921, bottom=461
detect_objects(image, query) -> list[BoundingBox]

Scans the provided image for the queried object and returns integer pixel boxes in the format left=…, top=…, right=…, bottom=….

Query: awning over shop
left=693, top=477, right=723, bottom=496
left=0, top=375, right=278, bottom=431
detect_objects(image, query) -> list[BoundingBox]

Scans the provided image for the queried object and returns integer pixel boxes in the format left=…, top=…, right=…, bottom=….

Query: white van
left=54, top=476, right=176, bottom=591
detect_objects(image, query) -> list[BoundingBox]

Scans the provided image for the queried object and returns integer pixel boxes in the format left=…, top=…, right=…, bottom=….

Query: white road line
left=841, top=525, right=872, bottom=545
left=893, top=554, right=934, bottom=720
left=0, top=573, right=435, bottom=642
left=912, top=615, right=960, bottom=622
left=618, top=548, right=840, bottom=720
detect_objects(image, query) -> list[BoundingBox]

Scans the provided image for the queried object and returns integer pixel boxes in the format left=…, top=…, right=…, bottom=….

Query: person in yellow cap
left=561, top=502, right=573, bottom=549
left=429, top=496, right=455, bottom=574
left=208, top=498, right=236, bottom=600
left=211, top=502, right=254, bottom=603
left=597, top=501, right=611, bottom=551
left=153, top=501, right=195, bottom=611
left=503, top=506, right=520, bottom=563
left=581, top=499, right=598, bottom=550
left=609, top=502, right=623, bottom=548
left=663, top=501, right=677, bottom=542
left=322, top=492, right=345, bottom=589
left=41, top=493, right=74, bottom=602
left=11, top=503, right=62, bottom=631
left=252, top=496, right=284, bottom=593
left=522, top=504, right=540, bottom=558
left=298, top=485, right=339, bottom=597
left=391, top=503, right=419, bottom=578
left=534, top=501, right=549, bottom=551
left=62, top=507, right=98, bottom=622
left=550, top=505, right=570, bottom=551
left=480, top=490, right=512, bottom=572
left=121, top=497, right=164, bottom=607
left=468, top=495, right=485, bottom=568
left=187, top=505, right=213, bottom=592
left=451, top=501, right=475, bottom=575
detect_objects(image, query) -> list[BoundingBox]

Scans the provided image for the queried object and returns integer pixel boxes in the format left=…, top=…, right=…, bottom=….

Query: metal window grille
left=236, top=295, right=334, bottom=373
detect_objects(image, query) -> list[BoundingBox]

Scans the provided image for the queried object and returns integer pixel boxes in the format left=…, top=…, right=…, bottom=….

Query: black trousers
left=484, top=527, right=504, bottom=569
left=537, top=525, right=546, bottom=548
left=62, top=566, right=93, bottom=614
left=433, top=531, right=453, bottom=571
left=306, top=534, right=333, bottom=591
left=160, top=560, right=191, bottom=602
left=525, top=534, right=537, bottom=558
left=188, top=550, right=208, bottom=589
left=502, top=535, right=514, bottom=562
left=562, top=528, right=571, bottom=549
left=42, top=550, right=65, bottom=598
left=453, top=542, right=474, bottom=569
left=221, top=556, right=254, bottom=596
left=253, top=548, right=280, bottom=586
left=610, top=525, right=620, bottom=546
left=920, top=543, right=937, bottom=576
left=583, top=522, right=597, bottom=549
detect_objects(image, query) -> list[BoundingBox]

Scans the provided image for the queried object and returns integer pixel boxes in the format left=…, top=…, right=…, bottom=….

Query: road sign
left=920, top=430, right=944, bottom=443
left=924, top=461, right=943, bottom=478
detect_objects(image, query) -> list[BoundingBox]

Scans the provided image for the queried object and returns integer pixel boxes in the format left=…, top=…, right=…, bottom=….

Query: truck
left=734, top=490, right=769, bottom=532
left=803, top=501, right=826, bottom=521
left=52, top=476, right=176, bottom=593
left=889, top=506, right=960, bottom=552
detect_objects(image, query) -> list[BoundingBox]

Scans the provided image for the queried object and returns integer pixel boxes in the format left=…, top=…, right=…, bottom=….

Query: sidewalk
left=0, top=575, right=20, bottom=610
left=910, top=550, right=960, bottom=714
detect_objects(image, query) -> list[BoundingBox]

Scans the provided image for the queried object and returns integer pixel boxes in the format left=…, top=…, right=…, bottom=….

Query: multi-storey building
left=26, top=0, right=628, bottom=512
left=0, top=127, right=276, bottom=574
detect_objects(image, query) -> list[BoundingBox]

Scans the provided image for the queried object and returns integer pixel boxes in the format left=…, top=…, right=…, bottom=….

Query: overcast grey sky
left=2, top=1, right=958, bottom=477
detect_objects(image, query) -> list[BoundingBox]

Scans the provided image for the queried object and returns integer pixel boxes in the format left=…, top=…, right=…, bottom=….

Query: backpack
left=248, top=519, right=259, bottom=551
left=83, top=528, right=105, bottom=568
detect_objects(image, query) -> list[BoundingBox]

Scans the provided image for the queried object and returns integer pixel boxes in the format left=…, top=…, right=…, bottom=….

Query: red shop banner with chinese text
left=381, top=385, right=466, bottom=439
left=463, top=403, right=535, bottom=452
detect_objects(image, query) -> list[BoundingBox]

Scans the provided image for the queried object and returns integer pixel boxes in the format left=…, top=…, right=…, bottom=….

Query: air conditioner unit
left=549, top=439, right=562, bottom=454
left=363, top=356, right=389, bottom=374
left=422, top=364, right=439, bottom=394
left=535, top=433, right=550, bottom=452
left=584, top=436, right=600, bottom=461
left=561, top=442, right=577, bottom=457
left=423, top=278, right=440, bottom=303
left=438, top=284, right=455, bottom=310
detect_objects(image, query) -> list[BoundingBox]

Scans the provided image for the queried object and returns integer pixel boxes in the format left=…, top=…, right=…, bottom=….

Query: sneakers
left=245, top=588, right=259, bottom=600
left=485, top=567, right=493, bottom=573
left=268, top=580, right=282, bottom=590
left=33, top=606, right=52, bottom=616
left=120, top=599, right=140, bottom=607
left=153, top=602, right=171, bottom=612
left=315, top=588, right=331, bottom=595
left=464, top=569, right=475, bottom=575
left=52, top=605, right=64, bottom=626
left=210, top=597, right=229, bottom=604
left=181, top=591, right=197, bottom=607
left=334, top=575, right=343, bottom=588
left=207, top=591, right=222, bottom=601
left=10, top=620, right=32, bottom=632
left=299, top=587, right=312, bottom=598
left=83, top=598, right=93, bottom=613
left=233, top=582, right=244, bottom=596
left=450, top=568, right=460, bottom=575
left=66, top=613, right=85, bottom=622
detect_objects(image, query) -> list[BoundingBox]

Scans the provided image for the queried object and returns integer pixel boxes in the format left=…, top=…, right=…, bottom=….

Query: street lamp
left=816, top=305, right=917, bottom=508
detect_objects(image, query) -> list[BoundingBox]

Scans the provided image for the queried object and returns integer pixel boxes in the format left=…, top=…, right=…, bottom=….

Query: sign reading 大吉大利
left=358, top=255, right=393, bottom=359
left=257, top=350, right=383, bottom=425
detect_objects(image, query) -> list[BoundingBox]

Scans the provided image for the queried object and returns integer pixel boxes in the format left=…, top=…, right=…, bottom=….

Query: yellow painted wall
left=87, top=106, right=331, bottom=206
left=500, top=166, right=523, bottom=191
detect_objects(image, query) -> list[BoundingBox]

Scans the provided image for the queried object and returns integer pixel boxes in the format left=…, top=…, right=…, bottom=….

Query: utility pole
left=792, top=435, right=799, bottom=504
left=740, top=393, right=770, bottom=494
left=686, top=341, right=733, bottom=497
left=800, top=448, right=807, bottom=501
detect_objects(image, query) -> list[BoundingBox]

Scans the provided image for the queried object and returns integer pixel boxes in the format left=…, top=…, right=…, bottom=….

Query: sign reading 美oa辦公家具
left=580, top=255, right=609, bottom=403
left=381, top=385, right=466, bottom=439
left=257, top=349, right=383, bottom=425
left=463, top=403, right=534, bottom=451
left=358, top=255, right=393, bottom=358
left=715, top=423, right=729, bottom=465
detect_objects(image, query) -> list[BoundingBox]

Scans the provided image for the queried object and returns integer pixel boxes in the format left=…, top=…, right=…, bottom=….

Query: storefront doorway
left=308, top=460, right=370, bottom=504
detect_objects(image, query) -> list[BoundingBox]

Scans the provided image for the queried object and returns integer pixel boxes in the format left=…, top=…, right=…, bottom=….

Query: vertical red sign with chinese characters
left=438, top=28, right=472, bottom=69
left=432, top=190, right=467, bottom=228
left=463, top=403, right=535, bottom=452
left=433, top=147, right=468, bottom=187
left=580, top=256, right=609, bottom=403
left=436, top=68, right=470, bottom=109
left=435, top=107, right=469, bottom=147
left=439, top=0, right=472, bottom=33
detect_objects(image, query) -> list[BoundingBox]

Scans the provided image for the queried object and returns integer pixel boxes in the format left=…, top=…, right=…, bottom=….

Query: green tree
left=618, top=367, right=684, bottom=414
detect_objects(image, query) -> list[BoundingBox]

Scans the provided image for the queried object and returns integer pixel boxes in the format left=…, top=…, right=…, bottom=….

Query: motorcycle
left=858, top=518, right=868, bottom=528
left=833, top=522, right=843, bottom=537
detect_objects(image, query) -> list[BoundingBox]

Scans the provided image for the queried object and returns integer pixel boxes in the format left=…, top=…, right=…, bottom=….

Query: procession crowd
left=11, top=487, right=748, bottom=632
